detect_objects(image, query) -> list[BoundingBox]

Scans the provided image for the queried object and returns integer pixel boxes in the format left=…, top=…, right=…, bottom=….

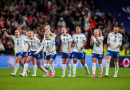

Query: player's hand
left=26, top=53, right=28, bottom=57
left=118, top=44, right=121, bottom=48
left=48, top=50, right=52, bottom=53
left=91, top=35, right=94, bottom=40
left=107, top=43, right=111, bottom=46
left=67, top=50, right=70, bottom=54
left=2, top=28, right=6, bottom=32
left=80, top=46, right=84, bottom=49
left=42, top=55, right=45, bottom=58
left=60, top=49, right=62, bottom=53
left=34, top=52, right=37, bottom=55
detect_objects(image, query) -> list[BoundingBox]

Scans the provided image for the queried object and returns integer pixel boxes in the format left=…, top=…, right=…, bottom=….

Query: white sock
left=62, top=64, right=66, bottom=75
left=48, top=64, right=53, bottom=74
left=51, top=63, right=55, bottom=74
left=114, top=62, right=119, bottom=76
left=44, top=64, right=48, bottom=70
left=33, top=64, right=37, bottom=75
left=14, top=63, right=19, bottom=74
left=99, top=64, right=103, bottom=74
left=83, top=63, right=90, bottom=75
left=92, top=63, right=96, bottom=75
left=105, top=59, right=110, bottom=75
left=41, top=65, right=47, bottom=73
left=73, top=64, right=77, bottom=76
left=67, top=63, right=71, bottom=74
left=23, top=63, right=28, bottom=75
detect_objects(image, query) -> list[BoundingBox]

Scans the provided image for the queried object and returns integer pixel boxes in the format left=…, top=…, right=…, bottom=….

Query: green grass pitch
left=0, top=68, right=130, bottom=90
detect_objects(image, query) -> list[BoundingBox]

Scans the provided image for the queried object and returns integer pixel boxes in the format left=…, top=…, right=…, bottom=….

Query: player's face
left=76, top=27, right=81, bottom=34
left=113, top=27, right=119, bottom=33
left=30, top=32, right=34, bottom=39
left=62, top=28, right=67, bottom=35
left=23, top=30, right=26, bottom=35
left=94, top=30, right=99, bottom=37
left=45, top=34, right=50, bottom=39
left=15, top=30, right=20, bottom=37
left=45, top=26, right=50, bottom=32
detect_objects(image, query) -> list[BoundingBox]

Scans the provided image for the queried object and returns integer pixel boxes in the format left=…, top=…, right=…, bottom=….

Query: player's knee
left=106, top=59, right=110, bottom=63
left=44, top=64, right=48, bottom=68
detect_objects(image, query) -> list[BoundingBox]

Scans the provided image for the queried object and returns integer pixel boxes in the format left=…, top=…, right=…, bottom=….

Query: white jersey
left=26, top=37, right=41, bottom=51
left=42, top=38, right=56, bottom=56
left=72, top=33, right=86, bottom=53
left=21, top=35, right=29, bottom=52
left=107, top=32, right=122, bottom=52
left=92, top=36, right=104, bottom=54
left=11, top=36, right=24, bottom=53
left=60, top=34, right=72, bottom=53
left=43, top=34, right=56, bottom=52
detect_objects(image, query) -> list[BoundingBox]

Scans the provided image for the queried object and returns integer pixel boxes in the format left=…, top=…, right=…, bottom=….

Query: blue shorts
left=45, top=54, right=56, bottom=60
left=61, top=52, right=71, bottom=59
left=20, top=52, right=27, bottom=57
left=16, top=52, right=25, bottom=58
left=44, top=52, right=46, bottom=57
left=72, top=52, right=85, bottom=59
left=29, top=51, right=42, bottom=59
left=92, top=53, right=103, bottom=60
left=107, top=50, right=119, bottom=59
left=70, top=53, right=73, bottom=59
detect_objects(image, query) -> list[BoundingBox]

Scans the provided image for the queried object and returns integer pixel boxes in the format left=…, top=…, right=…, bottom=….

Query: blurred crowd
left=0, top=0, right=129, bottom=55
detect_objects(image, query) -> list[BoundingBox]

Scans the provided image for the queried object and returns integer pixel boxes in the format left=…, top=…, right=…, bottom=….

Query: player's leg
left=32, top=58, right=37, bottom=76
left=61, top=58, right=66, bottom=77
left=91, top=57, right=97, bottom=77
left=48, top=58, right=55, bottom=77
left=61, top=52, right=66, bottom=77
left=72, top=52, right=78, bottom=77
left=37, top=59, right=47, bottom=73
left=20, top=56, right=33, bottom=77
left=51, top=63, right=55, bottom=75
left=23, top=56, right=31, bottom=75
left=66, top=58, right=71, bottom=77
left=105, top=50, right=112, bottom=76
left=80, top=53, right=90, bottom=77
left=43, top=60, right=49, bottom=77
left=113, top=52, right=119, bottom=77
left=98, top=59, right=103, bottom=77
left=10, top=55, right=23, bottom=76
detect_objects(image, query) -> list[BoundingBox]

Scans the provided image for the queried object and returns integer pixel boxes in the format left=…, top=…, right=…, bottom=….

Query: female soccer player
left=60, top=27, right=72, bottom=77
left=35, top=32, right=56, bottom=77
left=90, top=29, right=104, bottom=78
left=21, top=29, right=37, bottom=76
left=20, top=31, right=47, bottom=77
left=72, top=26, right=90, bottom=77
left=105, top=25, right=122, bottom=77
left=44, top=25, right=56, bottom=75
left=4, top=28, right=26, bottom=76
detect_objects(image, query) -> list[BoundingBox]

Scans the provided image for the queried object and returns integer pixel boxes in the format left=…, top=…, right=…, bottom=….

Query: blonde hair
left=94, top=29, right=102, bottom=37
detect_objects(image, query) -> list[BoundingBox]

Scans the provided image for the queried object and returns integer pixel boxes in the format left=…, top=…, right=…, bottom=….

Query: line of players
left=3, top=25, right=122, bottom=78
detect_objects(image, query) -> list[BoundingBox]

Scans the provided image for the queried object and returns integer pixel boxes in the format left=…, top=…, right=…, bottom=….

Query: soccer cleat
left=68, top=73, right=71, bottom=77
left=98, top=74, right=102, bottom=78
left=113, top=75, right=117, bottom=78
left=32, top=74, right=36, bottom=77
left=20, top=73, right=25, bottom=77
left=27, top=70, right=31, bottom=76
left=42, top=72, right=49, bottom=77
left=87, top=72, right=90, bottom=77
left=61, top=74, right=65, bottom=77
left=91, top=74, right=96, bottom=77
left=10, top=72, right=16, bottom=76
left=105, top=74, right=109, bottom=77
left=49, top=73, right=54, bottom=77
left=72, top=74, right=76, bottom=77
